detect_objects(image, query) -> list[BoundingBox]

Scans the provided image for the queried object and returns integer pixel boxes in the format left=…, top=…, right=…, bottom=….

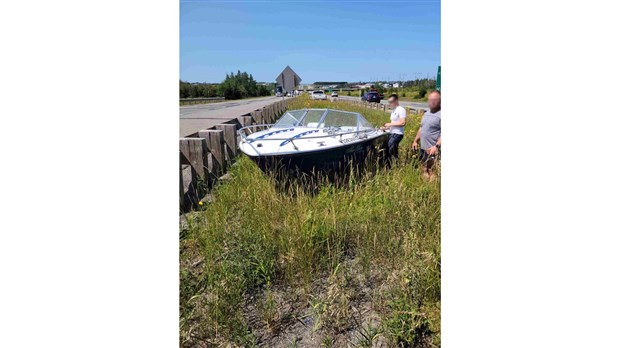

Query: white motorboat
left=238, top=108, right=389, bottom=172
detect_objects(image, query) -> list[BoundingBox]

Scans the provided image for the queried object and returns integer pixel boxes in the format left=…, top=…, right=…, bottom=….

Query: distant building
left=275, top=66, right=302, bottom=93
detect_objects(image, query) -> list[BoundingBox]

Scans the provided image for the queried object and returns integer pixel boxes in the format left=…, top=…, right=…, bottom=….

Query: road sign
left=437, top=66, right=441, bottom=91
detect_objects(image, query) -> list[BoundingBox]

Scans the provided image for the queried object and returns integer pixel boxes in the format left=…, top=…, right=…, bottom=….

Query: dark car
left=361, top=91, right=381, bottom=103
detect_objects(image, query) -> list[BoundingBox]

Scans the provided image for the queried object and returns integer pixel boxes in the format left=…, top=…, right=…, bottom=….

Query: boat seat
left=306, top=122, right=325, bottom=128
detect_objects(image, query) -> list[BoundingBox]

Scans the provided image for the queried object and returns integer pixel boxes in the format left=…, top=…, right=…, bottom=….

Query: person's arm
left=386, top=117, right=406, bottom=127
left=427, top=136, right=441, bottom=155
left=412, top=128, right=422, bottom=150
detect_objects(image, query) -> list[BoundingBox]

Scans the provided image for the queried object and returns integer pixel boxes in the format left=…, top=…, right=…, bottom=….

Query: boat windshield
left=322, top=110, right=360, bottom=130
left=273, top=110, right=305, bottom=127
left=272, top=109, right=375, bottom=131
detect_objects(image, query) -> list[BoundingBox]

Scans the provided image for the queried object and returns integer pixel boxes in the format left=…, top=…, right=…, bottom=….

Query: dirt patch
left=243, top=258, right=391, bottom=347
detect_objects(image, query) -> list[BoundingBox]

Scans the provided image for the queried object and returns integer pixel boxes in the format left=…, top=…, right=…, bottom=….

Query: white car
left=311, top=90, right=327, bottom=100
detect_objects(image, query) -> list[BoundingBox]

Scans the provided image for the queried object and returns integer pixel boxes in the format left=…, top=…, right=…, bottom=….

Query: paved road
left=338, top=95, right=428, bottom=110
left=179, top=96, right=285, bottom=136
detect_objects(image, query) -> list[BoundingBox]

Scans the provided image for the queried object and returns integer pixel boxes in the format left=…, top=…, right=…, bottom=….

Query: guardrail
left=180, top=97, right=225, bottom=106
left=334, top=98, right=426, bottom=116
left=179, top=97, right=294, bottom=212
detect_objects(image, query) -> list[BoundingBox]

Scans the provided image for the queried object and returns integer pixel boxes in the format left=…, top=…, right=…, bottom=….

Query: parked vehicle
left=331, top=92, right=339, bottom=98
left=276, top=92, right=282, bottom=97
left=237, top=109, right=389, bottom=173
left=361, top=91, right=381, bottom=103
left=311, top=90, right=327, bottom=100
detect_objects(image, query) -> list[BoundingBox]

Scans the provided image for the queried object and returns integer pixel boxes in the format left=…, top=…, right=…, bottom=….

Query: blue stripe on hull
left=279, top=129, right=320, bottom=147
left=248, top=128, right=295, bottom=143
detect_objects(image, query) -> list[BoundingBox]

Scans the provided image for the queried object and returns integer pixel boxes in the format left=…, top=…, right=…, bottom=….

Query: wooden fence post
left=251, top=110, right=264, bottom=124
left=180, top=138, right=207, bottom=178
left=253, top=107, right=270, bottom=123
left=198, top=129, right=226, bottom=175
left=215, top=123, right=238, bottom=161
left=180, top=162, right=197, bottom=211
left=267, top=104, right=276, bottom=123
left=242, top=115, right=254, bottom=126
left=236, top=115, right=252, bottom=127
left=268, top=104, right=276, bottom=123
left=180, top=162, right=185, bottom=209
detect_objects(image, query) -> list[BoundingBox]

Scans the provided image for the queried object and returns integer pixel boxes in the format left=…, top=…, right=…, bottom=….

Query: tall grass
left=180, top=96, right=440, bottom=347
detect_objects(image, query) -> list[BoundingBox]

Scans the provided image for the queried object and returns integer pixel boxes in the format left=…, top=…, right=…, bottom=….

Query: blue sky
left=180, top=1, right=440, bottom=83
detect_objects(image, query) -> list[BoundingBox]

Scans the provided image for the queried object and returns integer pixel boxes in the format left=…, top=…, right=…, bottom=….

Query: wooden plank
left=180, top=163, right=197, bottom=211
left=263, top=106, right=271, bottom=123
left=256, top=110, right=264, bottom=124
left=243, top=115, right=254, bottom=126
left=179, top=137, right=207, bottom=178
left=179, top=162, right=184, bottom=209
left=251, top=110, right=263, bottom=124
left=198, top=129, right=226, bottom=174
left=237, top=114, right=253, bottom=127
left=215, top=123, right=238, bottom=160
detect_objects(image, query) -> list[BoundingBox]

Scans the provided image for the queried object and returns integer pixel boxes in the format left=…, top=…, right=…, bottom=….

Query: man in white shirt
left=383, top=94, right=407, bottom=164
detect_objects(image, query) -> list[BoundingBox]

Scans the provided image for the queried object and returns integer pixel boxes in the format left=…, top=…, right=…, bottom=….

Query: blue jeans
left=387, top=133, right=404, bottom=160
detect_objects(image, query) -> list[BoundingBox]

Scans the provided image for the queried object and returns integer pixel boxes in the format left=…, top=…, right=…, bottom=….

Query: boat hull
left=245, top=133, right=390, bottom=174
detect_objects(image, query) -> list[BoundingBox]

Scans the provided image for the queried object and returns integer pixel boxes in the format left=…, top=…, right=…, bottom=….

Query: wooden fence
left=179, top=98, right=292, bottom=211
left=335, top=98, right=427, bottom=117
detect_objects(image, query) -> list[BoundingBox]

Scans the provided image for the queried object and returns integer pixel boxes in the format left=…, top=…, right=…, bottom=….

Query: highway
left=179, top=96, right=285, bottom=136
left=179, top=95, right=429, bottom=137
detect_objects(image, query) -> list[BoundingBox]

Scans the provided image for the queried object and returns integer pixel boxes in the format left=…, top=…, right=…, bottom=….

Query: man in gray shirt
left=412, top=90, right=441, bottom=180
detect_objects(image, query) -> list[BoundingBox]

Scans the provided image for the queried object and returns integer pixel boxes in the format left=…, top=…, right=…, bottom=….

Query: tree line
left=180, top=70, right=274, bottom=100
left=314, top=81, right=348, bottom=86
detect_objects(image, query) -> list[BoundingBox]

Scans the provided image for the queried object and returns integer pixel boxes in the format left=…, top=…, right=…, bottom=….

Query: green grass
left=341, top=86, right=431, bottom=102
left=180, top=95, right=440, bottom=347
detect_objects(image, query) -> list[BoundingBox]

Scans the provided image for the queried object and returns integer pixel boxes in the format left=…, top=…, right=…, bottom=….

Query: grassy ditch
left=180, top=96, right=440, bottom=347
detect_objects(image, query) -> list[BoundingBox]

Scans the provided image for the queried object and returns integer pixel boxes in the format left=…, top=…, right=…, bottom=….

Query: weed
left=180, top=95, right=440, bottom=346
